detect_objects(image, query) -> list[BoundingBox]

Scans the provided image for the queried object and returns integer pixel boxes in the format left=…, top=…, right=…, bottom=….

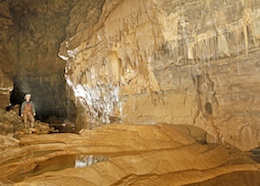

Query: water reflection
left=9, top=154, right=109, bottom=183
left=75, top=155, right=109, bottom=168
left=9, top=155, right=75, bottom=183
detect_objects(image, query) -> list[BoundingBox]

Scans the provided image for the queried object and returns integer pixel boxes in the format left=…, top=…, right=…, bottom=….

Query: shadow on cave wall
left=2, top=0, right=77, bottom=124
left=6, top=77, right=77, bottom=124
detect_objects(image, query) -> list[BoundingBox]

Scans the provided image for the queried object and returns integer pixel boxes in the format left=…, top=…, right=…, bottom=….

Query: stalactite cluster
left=59, top=0, right=260, bottom=151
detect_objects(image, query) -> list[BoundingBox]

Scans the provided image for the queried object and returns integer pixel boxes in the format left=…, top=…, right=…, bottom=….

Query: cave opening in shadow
left=6, top=79, right=77, bottom=133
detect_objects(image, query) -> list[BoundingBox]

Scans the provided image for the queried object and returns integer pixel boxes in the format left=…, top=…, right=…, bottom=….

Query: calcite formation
left=0, top=124, right=259, bottom=185
left=59, top=0, right=260, bottom=151
left=0, top=68, right=13, bottom=108
left=0, top=0, right=259, bottom=151
left=0, top=0, right=260, bottom=185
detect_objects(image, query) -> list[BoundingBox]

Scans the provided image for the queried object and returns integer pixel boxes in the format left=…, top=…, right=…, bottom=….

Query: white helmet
left=24, top=94, right=31, bottom=99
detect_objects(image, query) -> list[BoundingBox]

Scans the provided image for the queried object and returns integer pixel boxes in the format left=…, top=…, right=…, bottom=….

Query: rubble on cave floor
left=0, top=107, right=58, bottom=138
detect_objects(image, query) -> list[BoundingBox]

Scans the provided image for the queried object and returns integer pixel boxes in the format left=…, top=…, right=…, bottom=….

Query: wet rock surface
left=0, top=124, right=258, bottom=185
left=0, top=0, right=259, bottom=151
left=0, top=0, right=259, bottom=185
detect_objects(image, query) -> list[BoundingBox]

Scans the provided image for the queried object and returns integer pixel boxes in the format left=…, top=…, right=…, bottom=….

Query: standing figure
left=21, top=94, right=36, bottom=128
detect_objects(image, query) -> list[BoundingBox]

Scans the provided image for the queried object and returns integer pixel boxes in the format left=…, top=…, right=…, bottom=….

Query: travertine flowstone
left=0, top=124, right=258, bottom=186
left=0, top=0, right=259, bottom=151
left=59, top=0, right=260, bottom=151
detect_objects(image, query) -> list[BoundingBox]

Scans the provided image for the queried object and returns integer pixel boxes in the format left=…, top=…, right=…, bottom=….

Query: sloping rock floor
left=0, top=122, right=259, bottom=186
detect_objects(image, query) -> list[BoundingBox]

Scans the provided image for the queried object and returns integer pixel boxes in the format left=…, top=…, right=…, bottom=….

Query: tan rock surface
left=0, top=68, right=13, bottom=108
left=59, top=0, right=260, bottom=151
left=0, top=1, right=259, bottom=184
left=0, top=124, right=257, bottom=185
left=0, top=106, right=55, bottom=136
left=0, top=0, right=259, bottom=151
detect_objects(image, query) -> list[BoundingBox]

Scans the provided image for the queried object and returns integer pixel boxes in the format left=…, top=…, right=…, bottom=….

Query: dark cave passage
left=6, top=78, right=76, bottom=124
left=1, top=0, right=76, bottom=125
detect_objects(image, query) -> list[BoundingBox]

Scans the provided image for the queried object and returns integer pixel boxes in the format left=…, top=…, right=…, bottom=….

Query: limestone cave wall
left=59, top=0, right=260, bottom=151
left=0, top=0, right=75, bottom=121
left=0, top=0, right=259, bottom=151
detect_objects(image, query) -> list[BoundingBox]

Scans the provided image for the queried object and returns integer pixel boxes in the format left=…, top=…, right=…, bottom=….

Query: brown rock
left=59, top=0, right=260, bottom=151
left=0, top=135, right=19, bottom=149
left=0, top=124, right=255, bottom=186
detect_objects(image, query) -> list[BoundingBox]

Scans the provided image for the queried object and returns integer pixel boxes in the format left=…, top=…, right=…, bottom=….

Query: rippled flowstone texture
left=0, top=0, right=260, bottom=152
left=0, top=2, right=260, bottom=186
left=59, top=0, right=260, bottom=151
left=0, top=124, right=259, bottom=185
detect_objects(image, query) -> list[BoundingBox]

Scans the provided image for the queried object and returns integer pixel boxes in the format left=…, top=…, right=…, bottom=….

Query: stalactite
left=235, top=29, right=241, bottom=75
left=60, top=0, right=260, bottom=149
left=243, top=22, right=249, bottom=56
